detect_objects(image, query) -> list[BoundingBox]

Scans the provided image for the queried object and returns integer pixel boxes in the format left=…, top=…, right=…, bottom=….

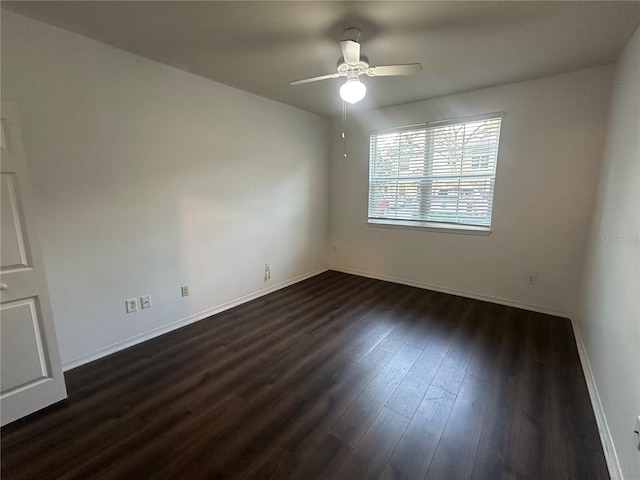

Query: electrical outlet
left=125, top=298, right=138, bottom=313
left=332, top=246, right=337, bottom=254
left=181, top=285, right=189, bottom=297
left=264, top=262, right=271, bottom=281
left=140, top=295, right=152, bottom=309
left=527, top=273, right=537, bottom=285
left=634, top=415, right=640, bottom=450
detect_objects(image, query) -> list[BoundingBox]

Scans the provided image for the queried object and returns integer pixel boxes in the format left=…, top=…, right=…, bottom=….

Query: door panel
left=1, top=173, right=31, bottom=270
left=0, top=101, right=67, bottom=426
left=1, top=298, right=49, bottom=392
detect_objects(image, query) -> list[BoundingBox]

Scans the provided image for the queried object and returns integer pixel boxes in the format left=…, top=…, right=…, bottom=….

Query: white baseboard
left=331, top=265, right=568, bottom=318
left=62, top=267, right=329, bottom=371
left=570, top=317, right=623, bottom=480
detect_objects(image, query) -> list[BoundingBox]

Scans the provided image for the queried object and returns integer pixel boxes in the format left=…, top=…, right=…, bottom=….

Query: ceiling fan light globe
left=339, top=79, right=366, bottom=104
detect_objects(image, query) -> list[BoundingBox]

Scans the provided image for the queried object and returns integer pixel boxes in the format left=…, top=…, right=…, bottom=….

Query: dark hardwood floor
left=1, top=271, right=608, bottom=479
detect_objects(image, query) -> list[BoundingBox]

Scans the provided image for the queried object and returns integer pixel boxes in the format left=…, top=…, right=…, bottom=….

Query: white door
left=0, top=101, right=67, bottom=426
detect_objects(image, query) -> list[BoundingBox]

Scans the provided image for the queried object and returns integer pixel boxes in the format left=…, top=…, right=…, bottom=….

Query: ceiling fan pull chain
left=342, top=100, right=347, bottom=158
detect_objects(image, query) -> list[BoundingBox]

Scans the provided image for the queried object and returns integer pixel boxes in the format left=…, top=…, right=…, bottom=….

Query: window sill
left=367, top=219, right=492, bottom=235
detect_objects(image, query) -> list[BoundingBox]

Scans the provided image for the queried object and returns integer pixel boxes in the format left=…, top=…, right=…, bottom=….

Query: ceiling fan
left=289, top=27, right=422, bottom=104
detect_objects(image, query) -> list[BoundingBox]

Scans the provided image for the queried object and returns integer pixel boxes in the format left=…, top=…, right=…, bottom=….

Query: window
left=368, top=114, right=502, bottom=231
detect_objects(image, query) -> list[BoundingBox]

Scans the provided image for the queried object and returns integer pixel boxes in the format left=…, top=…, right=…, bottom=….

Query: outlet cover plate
left=126, top=298, right=138, bottom=313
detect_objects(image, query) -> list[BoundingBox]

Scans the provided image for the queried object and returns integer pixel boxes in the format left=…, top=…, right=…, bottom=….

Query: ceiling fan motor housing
left=337, top=55, right=369, bottom=78
left=342, top=27, right=362, bottom=42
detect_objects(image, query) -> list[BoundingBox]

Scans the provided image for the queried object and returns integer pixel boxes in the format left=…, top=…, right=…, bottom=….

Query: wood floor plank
left=516, top=310, right=555, bottom=479
left=548, top=316, right=609, bottom=479
left=0, top=272, right=609, bottom=480
left=438, top=298, right=485, bottom=374
left=333, top=407, right=410, bottom=480
left=384, top=332, right=452, bottom=418
left=288, top=346, right=394, bottom=459
left=470, top=308, right=526, bottom=480
left=377, top=320, right=417, bottom=354
left=381, top=386, right=456, bottom=480
left=425, top=374, right=493, bottom=480
left=401, top=292, right=450, bottom=349
left=465, top=301, right=503, bottom=380
left=291, top=432, right=353, bottom=480
left=376, top=288, right=438, bottom=353
left=215, top=357, right=360, bottom=480
left=339, top=292, right=412, bottom=363
left=431, top=365, right=467, bottom=395
left=329, top=343, right=421, bottom=447
left=120, top=352, right=354, bottom=480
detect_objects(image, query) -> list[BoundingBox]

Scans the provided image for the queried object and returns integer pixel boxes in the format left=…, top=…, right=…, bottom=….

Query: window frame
left=366, top=112, right=503, bottom=234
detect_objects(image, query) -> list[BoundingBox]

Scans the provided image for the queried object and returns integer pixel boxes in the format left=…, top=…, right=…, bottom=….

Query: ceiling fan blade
left=367, top=64, right=423, bottom=77
left=289, top=73, right=340, bottom=85
left=340, top=40, right=360, bottom=65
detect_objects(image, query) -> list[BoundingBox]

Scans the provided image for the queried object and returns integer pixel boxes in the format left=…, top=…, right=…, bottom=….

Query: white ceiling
left=3, top=1, right=640, bottom=118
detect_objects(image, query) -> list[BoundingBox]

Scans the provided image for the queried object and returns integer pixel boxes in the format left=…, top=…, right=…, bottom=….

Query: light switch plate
left=141, top=295, right=151, bottom=309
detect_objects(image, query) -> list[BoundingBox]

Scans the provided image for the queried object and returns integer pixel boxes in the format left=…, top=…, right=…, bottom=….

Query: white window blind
left=368, top=115, right=502, bottom=229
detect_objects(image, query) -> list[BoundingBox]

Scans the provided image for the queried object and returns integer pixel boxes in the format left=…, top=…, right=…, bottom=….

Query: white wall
left=577, top=26, right=640, bottom=480
left=1, top=11, right=330, bottom=368
left=329, top=66, right=613, bottom=316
